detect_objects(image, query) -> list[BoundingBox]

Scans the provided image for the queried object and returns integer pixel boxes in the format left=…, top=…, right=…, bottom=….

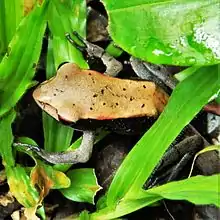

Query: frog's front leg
left=66, top=32, right=123, bottom=77
left=15, top=131, right=95, bottom=164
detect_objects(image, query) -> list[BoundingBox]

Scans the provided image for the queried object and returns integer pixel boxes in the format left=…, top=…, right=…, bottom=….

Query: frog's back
left=33, top=63, right=169, bottom=124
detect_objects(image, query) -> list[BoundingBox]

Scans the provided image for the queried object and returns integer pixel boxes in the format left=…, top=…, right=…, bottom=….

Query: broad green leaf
left=0, top=1, right=48, bottom=117
left=145, top=174, right=220, bottom=207
left=0, top=110, right=16, bottom=166
left=60, top=169, right=102, bottom=204
left=6, top=165, right=39, bottom=208
left=106, top=65, right=219, bottom=206
left=0, top=0, right=24, bottom=60
left=103, top=0, right=220, bottom=66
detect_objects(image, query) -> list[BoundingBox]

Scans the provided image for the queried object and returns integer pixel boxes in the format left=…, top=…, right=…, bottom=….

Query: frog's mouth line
left=38, top=101, right=59, bottom=121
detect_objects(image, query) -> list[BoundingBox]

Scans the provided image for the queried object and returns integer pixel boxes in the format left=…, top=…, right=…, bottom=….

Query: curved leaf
left=146, top=174, right=220, bottom=207
left=60, top=169, right=102, bottom=204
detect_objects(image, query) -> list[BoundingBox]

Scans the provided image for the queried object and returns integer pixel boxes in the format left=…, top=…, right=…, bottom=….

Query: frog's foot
left=66, top=32, right=122, bottom=77
left=14, top=131, right=95, bottom=164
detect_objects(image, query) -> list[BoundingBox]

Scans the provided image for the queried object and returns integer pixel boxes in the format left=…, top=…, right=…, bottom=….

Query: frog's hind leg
left=66, top=32, right=123, bottom=77
left=14, top=131, right=95, bottom=164
left=145, top=135, right=203, bottom=188
left=130, top=56, right=177, bottom=89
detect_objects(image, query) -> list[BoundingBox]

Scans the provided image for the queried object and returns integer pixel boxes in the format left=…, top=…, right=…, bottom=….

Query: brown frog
left=23, top=33, right=169, bottom=164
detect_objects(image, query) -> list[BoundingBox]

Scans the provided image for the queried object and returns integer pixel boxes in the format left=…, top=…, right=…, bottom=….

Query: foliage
left=0, top=0, right=219, bottom=219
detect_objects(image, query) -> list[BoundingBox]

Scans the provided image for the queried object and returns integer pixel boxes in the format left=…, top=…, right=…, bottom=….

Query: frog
left=18, top=32, right=169, bottom=164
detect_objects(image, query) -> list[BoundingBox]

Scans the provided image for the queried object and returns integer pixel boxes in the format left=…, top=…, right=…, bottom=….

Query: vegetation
left=0, top=0, right=219, bottom=219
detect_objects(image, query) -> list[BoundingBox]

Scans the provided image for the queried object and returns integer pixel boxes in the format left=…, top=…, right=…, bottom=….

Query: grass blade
left=146, top=174, right=220, bottom=207
left=0, top=1, right=48, bottom=117
left=0, top=0, right=24, bottom=60
left=0, top=110, right=16, bottom=166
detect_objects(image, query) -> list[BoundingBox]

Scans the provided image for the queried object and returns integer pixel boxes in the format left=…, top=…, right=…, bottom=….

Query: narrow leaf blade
left=146, top=174, right=220, bottom=207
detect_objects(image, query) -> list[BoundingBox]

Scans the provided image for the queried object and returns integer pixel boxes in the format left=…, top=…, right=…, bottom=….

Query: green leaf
left=103, top=0, right=220, bottom=66
left=0, top=1, right=48, bottom=117
left=91, top=194, right=160, bottom=220
left=80, top=211, right=90, bottom=220
left=48, top=0, right=88, bottom=69
left=0, top=110, right=16, bottom=166
left=92, top=174, right=220, bottom=219
left=60, top=168, right=102, bottom=204
left=43, top=38, right=73, bottom=153
left=145, top=174, right=220, bottom=207
left=0, top=0, right=24, bottom=60
left=6, top=165, right=40, bottom=208
left=42, top=0, right=88, bottom=153
left=106, top=65, right=219, bottom=206
left=43, top=111, right=74, bottom=152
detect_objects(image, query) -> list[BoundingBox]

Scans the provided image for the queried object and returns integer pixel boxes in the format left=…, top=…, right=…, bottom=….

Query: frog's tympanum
left=31, top=63, right=168, bottom=164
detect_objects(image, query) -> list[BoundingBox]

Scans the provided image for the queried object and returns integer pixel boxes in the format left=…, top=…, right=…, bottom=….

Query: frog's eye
left=57, top=62, right=69, bottom=70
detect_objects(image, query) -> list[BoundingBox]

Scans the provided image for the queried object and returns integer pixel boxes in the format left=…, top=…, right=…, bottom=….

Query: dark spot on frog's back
left=141, top=104, right=145, bottom=108
left=143, top=85, right=146, bottom=88
left=101, top=89, right=104, bottom=94
left=123, top=88, right=126, bottom=91
left=55, top=88, right=64, bottom=93
left=93, top=94, right=98, bottom=98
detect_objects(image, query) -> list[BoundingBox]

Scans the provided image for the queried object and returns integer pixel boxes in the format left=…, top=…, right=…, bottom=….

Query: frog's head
left=33, top=63, right=82, bottom=123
